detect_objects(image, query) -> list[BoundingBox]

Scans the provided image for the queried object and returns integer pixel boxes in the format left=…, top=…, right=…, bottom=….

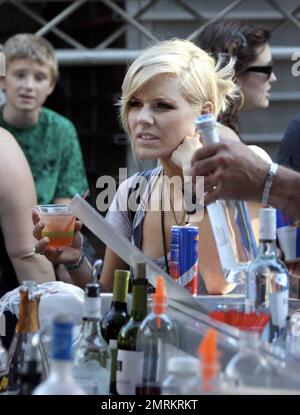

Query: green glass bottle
left=116, top=263, right=148, bottom=395
left=101, top=269, right=130, bottom=395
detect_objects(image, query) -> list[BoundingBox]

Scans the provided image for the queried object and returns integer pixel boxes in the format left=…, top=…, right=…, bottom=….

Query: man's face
left=1, top=59, right=55, bottom=113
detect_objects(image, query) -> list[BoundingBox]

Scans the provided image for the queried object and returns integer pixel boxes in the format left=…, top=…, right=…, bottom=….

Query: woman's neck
left=159, top=158, right=183, bottom=180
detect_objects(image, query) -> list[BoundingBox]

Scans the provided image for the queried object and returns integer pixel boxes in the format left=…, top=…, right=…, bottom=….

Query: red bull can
left=169, top=226, right=199, bottom=296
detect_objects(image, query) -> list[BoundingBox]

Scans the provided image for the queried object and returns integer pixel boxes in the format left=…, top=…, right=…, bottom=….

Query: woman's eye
left=157, top=102, right=172, bottom=109
left=128, top=100, right=141, bottom=107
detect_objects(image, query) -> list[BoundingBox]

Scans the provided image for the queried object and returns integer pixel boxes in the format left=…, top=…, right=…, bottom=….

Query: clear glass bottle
left=136, top=276, right=179, bottom=395
left=8, top=280, right=48, bottom=394
left=116, top=263, right=148, bottom=395
left=245, top=208, right=289, bottom=342
left=100, top=269, right=130, bottom=395
left=225, top=330, right=273, bottom=389
left=0, top=338, right=8, bottom=394
left=195, top=114, right=257, bottom=284
left=161, top=356, right=199, bottom=395
left=33, top=316, right=86, bottom=395
left=73, top=282, right=111, bottom=395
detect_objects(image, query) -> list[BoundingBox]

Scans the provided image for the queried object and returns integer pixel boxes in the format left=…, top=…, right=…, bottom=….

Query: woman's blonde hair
left=119, top=38, right=238, bottom=137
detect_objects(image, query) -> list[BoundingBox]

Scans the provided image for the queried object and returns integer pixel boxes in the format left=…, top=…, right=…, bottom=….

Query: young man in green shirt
left=0, top=33, right=88, bottom=205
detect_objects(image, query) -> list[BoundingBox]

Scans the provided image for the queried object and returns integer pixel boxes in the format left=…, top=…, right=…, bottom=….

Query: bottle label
left=83, top=298, right=101, bottom=319
left=116, top=350, right=143, bottom=395
left=206, top=201, right=239, bottom=272
left=109, top=339, right=118, bottom=386
left=269, top=289, right=289, bottom=328
left=0, top=371, right=8, bottom=393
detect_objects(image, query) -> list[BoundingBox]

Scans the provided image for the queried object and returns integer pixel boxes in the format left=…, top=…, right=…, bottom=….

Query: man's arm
left=0, top=128, right=55, bottom=283
left=190, top=140, right=300, bottom=220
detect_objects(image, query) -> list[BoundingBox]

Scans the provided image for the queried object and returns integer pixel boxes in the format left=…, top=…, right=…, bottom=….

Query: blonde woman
left=33, top=38, right=250, bottom=295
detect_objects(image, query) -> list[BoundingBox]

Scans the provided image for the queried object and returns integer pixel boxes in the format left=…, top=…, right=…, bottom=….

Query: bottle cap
left=84, top=283, right=100, bottom=298
left=133, top=263, right=146, bottom=280
left=52, top=316, right=73, bottom=361
left=113, top=270, right=130, bottom=302
left=198, top=329, right=219, bottom=385
left=259, top=208, right=276, bottom=240
left=152, top=276, right=166, bottom=315
left=195, top=113, right=216, bottom=130
left=198, top=328, right=218, bottom=364
left=167, top=356, right=199, bottom=374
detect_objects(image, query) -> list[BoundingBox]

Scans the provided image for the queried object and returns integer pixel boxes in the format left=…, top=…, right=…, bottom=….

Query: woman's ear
left=201, top=101, right=213, bottom=115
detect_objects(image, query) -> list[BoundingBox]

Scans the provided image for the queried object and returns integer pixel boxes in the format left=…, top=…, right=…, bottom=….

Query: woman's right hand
left=32, top=208, right=83, bottom=266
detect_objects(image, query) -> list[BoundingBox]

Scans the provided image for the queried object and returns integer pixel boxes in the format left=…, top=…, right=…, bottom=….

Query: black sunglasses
left=243, top=65, right=273, bottom=80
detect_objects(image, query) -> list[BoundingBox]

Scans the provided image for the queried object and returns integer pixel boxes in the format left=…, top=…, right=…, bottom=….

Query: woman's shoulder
left=218, top=124, right=241, bottom=142
left=0, top=127, right=24, bottom=157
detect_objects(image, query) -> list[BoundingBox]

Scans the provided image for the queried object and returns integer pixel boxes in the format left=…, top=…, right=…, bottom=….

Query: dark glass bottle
left=18, top=333, right=42, bottom=395
left=101, top=269, right=130, bottom=395
left=8, top=281, right=48, bottom=394
left=116, top=263, right=148, bottom=395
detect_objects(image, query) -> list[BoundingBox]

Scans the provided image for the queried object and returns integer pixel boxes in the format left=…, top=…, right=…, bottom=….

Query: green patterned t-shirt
left=0, top=107, right=88, bottom=204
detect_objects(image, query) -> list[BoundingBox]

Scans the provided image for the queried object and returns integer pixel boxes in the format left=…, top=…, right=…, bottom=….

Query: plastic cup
left=36, top=204, right=75, bottom=248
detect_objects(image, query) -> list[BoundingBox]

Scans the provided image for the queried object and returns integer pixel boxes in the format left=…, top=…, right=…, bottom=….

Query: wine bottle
left=116, top=263, right=148, bottom=395
left=8, top=280, right=48, bottom=394
left=18, top=332, right=43, bottom=395
left=101, top=269, right=130, bottom=394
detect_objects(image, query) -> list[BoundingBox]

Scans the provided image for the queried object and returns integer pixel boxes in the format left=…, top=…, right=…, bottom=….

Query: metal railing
left=0, top=0, right=298, bottom=64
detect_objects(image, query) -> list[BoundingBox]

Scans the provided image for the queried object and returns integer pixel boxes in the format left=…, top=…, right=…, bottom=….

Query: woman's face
left=236, top=43, right=276, bottom=111
left=127, top=74, right=200, bottom=161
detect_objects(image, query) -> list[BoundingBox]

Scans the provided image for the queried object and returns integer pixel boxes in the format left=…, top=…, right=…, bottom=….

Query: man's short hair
left=3, top=33, right=59, bottom=82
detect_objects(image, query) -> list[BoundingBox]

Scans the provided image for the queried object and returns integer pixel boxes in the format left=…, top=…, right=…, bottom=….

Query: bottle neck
left=49, top=360, right=74, bottom=378
left=82, top=297, right=101, bottom=320
left=81, top=319, right=102, bottom=338
left=110, top=301, right=128, bottom=313
left=16, top=291, right=40, bottom=334
left=131, top=280, right=147, bottom=322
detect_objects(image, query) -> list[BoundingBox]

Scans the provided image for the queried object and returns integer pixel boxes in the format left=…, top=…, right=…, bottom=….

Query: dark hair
left=198, top=20, right=271, bottom=135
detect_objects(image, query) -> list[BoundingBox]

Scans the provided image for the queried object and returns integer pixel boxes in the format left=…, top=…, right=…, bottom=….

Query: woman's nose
left=137, top=105, right=153, bottom=125
left=270, top=71, right=277, bottom=82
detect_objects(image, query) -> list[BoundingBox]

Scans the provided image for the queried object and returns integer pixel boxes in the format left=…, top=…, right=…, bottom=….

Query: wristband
left=65, top=249, right=85, bottom=273
left=261, top=162, right=278, bottom=205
